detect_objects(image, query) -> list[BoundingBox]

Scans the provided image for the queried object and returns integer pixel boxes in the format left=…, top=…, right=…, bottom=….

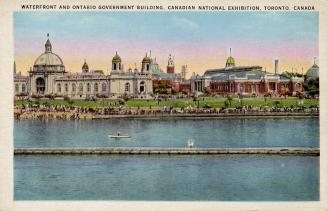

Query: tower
left=112, top=51, right=122, bottom=73
left=181, top=65, right=188, bottom=81
left=141, top=53, right=151, bottom=74
left=82, top=59, right=89, bottom=73
left=167, top=54, right=175, bottom=74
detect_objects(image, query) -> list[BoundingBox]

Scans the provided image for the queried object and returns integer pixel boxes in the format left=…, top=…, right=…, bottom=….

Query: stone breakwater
left=14, top=147, right=319, bottom=156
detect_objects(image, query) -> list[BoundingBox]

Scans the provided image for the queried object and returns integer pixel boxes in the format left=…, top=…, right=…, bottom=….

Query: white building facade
left=14, top=35, right=153, bottom=99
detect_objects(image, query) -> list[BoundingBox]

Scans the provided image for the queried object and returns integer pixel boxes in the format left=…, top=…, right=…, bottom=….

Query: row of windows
left=210, top=84, right=262, bottom=92
left=56, top=82, right=107, bottom=93
left=56, top=82, right=145, bottom=93
left=245, top=84, right=261, bottom=92
left=211, top=84, right=231, bottom=91
left=15, top=84, right=27, bottom=93
left=211, top=83, right=296, bottom=92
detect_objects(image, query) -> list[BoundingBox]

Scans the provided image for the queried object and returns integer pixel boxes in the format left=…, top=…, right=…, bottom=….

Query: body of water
left=14, top=118, right=319, bottom=148
left=14, top=117, right=319, bottom=200
left=15, top=154, right=319, bottom=201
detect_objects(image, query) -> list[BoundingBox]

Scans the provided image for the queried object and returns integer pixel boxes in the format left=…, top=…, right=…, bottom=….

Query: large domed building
left=29, top=34, right=66, bottom=95
left=16, top=34, right=153, bottom=99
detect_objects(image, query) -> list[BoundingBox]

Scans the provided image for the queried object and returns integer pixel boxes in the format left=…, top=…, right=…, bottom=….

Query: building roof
left=34, top=35, right=64, bottom=67
left=204, top=66, right=262, bottom=76
left=112, top=52, right=122, bottom=62
left=306, top=64, right=319, bottom=79
left=226, top=56, right=235, bottom=67
left=34, top=52, right=64, bottom=66
left=142, top=53, right=151, bottom=63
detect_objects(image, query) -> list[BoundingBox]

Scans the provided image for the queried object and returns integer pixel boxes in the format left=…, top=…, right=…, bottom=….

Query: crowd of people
left=14, top=103, right=319, bottom=120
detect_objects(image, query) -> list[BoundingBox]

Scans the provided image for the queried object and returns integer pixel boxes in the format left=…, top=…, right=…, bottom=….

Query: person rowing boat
left=108, top=132, right=130, bottom=139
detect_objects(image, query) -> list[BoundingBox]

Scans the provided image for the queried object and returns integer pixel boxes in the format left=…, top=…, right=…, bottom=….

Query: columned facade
left=16, top=35, right=153, bottom=99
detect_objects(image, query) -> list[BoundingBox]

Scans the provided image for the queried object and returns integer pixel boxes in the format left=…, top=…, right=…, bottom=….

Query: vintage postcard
left=0, top=0, right=326, bottom=210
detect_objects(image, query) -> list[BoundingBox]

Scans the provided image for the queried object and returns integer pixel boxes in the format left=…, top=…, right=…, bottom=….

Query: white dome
left=306, top=64, right=319, bottom=79
left=34, top=52, right=64, bottom=66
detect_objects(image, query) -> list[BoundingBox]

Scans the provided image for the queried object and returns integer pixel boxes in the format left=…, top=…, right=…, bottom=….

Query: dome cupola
left=306, top=57, right=319, bottom=79
left=142, top=53, right=151, bottom=63
left=112, top=51, right=122, bottom=63
left=141, top=53, right=151, bottom=74
left=33, top=34, right=65, bottom=72
left=45, top=33, right=52, bottom=53
left=112, top=51, right=122, bottom=73
left=225, top=48, right=235, bottom=68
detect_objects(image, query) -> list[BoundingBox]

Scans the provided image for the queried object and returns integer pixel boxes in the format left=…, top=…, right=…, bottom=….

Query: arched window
left=22, top=84, right=26, bottom=92
left=36, top=77, right=45, bottom=94
left=72, top=83, right=76, bottom=92
left=57, top=83, right=61, bottom=93
left=113, top=63, right=117, bottom=70
left=139, top=81, right=145, bottom=92
left=15, top=84, right=19, bottom=93
left=125, top=83, right=130, bottom=92
left=146, top=64, right=149, bottom=71
left=65, top=83, right=68, bottom=92
left=94, top=83, right=98, bottom=93
left=87, top=83, right=91, bottom=92
left=79, top=83, right=83, bottom=92
left=102, top=83, right=106, bottom=92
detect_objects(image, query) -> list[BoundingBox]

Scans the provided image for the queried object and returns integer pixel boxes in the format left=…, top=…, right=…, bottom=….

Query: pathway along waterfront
left=14, top=147, right=319, bottom=156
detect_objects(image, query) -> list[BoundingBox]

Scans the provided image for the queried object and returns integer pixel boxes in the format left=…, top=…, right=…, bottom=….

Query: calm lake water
left=14, top=118, right=319, bottom=148
left=14, top=118, right=319, bottom=201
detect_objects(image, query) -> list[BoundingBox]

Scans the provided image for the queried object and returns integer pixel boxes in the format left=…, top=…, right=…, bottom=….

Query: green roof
left=226, top=56, right=235, bottom=66
left=112, top=52, right=121, bottom=62
left=142, top=56, right=151, bottom=63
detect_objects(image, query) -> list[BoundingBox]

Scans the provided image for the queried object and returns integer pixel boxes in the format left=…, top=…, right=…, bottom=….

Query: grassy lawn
left=14, top=97, right=319, bottom=109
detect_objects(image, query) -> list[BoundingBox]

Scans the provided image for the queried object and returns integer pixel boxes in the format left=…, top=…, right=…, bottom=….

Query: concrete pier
left=14, top=147, right=319, bottom=156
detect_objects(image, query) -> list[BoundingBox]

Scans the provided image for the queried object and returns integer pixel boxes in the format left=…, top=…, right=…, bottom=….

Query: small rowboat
left=108, top=135, right=131, bottom=139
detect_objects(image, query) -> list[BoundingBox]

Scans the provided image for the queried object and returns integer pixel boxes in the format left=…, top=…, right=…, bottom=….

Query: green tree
left=226, top=94, right=233, bottom=107
left=304, top=78, right=319, bottom=97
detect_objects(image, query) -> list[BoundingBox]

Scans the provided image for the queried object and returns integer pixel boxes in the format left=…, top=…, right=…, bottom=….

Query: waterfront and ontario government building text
left=21, top=4, right=315, bottom=11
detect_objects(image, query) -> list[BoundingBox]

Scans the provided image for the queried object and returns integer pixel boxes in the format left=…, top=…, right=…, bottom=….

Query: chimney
left=274, top=59, right=278, bottom=75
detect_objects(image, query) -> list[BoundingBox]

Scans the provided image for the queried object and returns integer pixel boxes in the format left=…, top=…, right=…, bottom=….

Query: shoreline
left=14, top=111, right=319, bottom=120
left=92, top=112, right=319, bottom=119
left=14, top=147, right=320, bottom=156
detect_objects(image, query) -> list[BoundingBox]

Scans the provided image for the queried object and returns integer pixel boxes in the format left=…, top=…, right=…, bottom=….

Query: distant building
left=190, top=49, right=304, bottom=96
left=306, top=58, right=319, bottom=80
left=13, top=61, right=29, bottom=96
left=14, top=34, right=153, bottom=99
